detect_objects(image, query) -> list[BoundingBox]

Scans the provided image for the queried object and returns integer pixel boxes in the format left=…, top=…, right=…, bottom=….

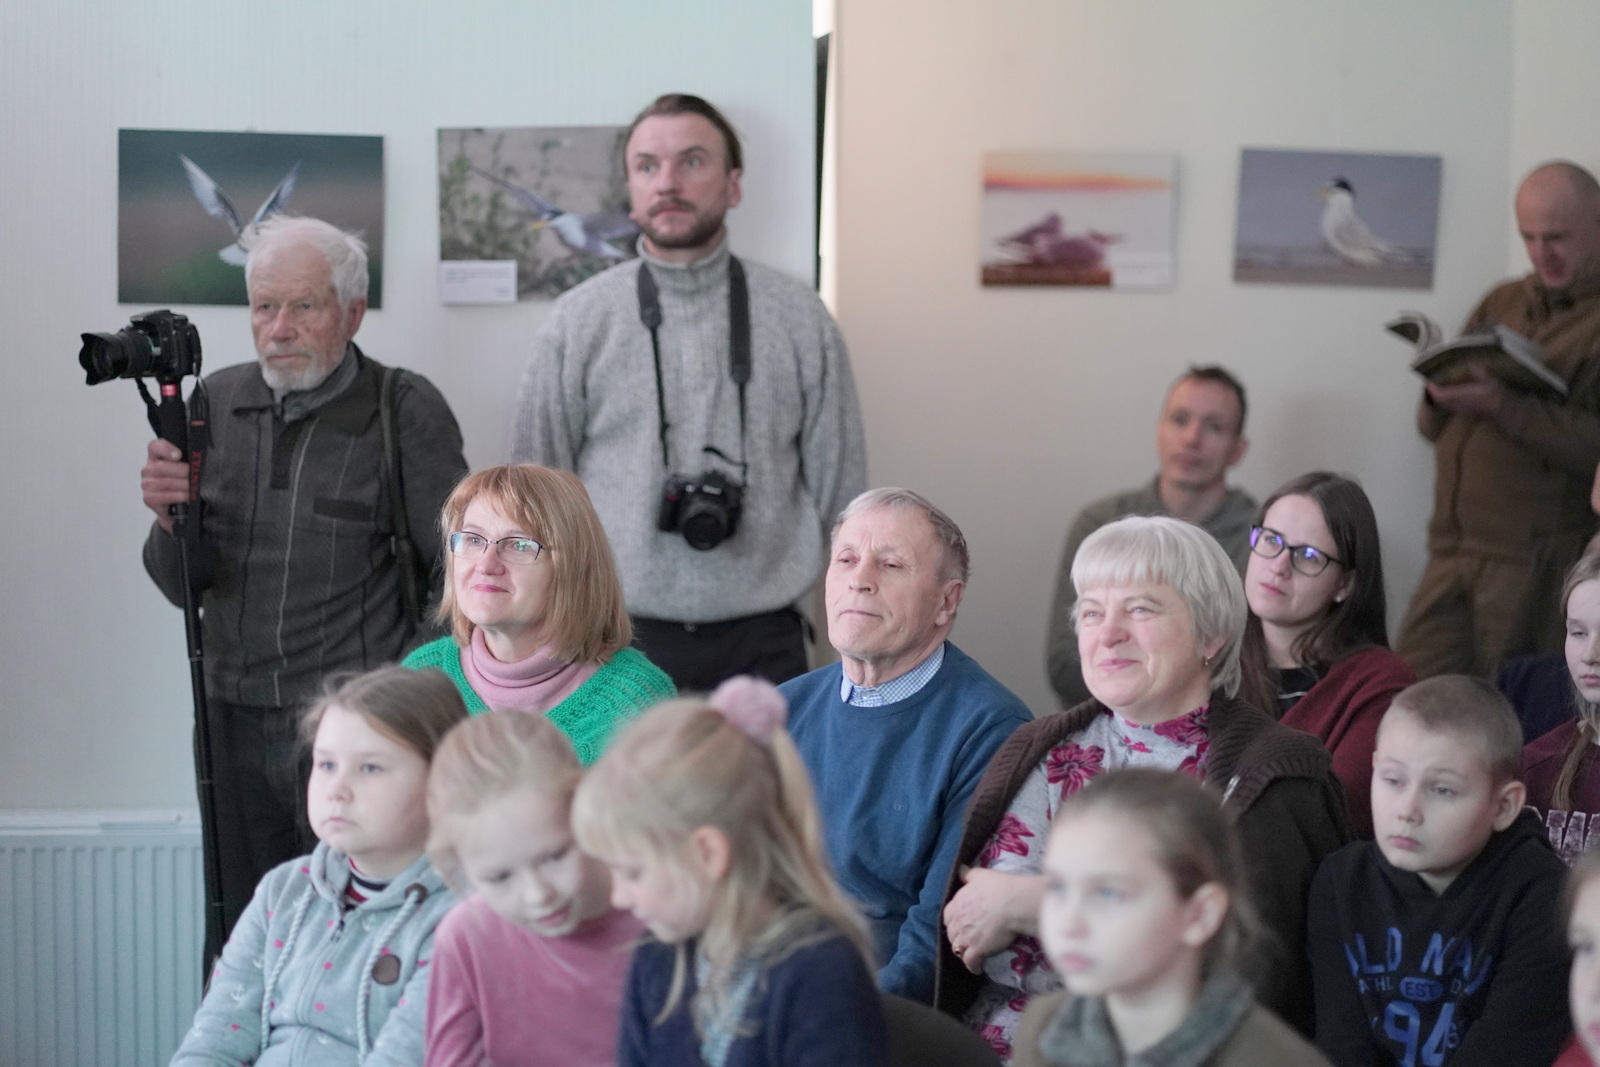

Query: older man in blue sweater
left=782, top=487, right=1031, bottom=1003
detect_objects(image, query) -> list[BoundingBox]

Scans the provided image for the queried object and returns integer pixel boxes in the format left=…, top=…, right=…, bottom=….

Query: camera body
left=80, top=309, right=202, bottom=385
left=657, top=470, right=745, bottom=551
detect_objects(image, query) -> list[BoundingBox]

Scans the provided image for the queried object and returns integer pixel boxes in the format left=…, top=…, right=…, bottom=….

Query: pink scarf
left=461, top=628, right=599, bottom=714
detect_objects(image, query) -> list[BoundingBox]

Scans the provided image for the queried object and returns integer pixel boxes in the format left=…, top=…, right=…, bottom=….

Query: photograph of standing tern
left=980, top=150, right=1177, bottom=290
left=1233, top=147, right=1440, bottom=289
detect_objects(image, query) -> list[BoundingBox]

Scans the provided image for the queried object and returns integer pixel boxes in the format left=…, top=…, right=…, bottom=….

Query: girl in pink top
left=424, top=710, right=642, bottom=1067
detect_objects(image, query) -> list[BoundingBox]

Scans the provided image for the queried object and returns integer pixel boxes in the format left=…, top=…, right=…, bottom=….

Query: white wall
left=0, top=0, right=815, bottom=809
left=5, top=0, right=1596, bottom=809
left=831, top=1, right=1531, bottom=716
left=1509, top=1, right=1600, bottom=273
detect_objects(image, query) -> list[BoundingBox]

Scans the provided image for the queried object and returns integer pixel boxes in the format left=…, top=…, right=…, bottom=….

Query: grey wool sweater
left=513, top=241, right=866, bottom=623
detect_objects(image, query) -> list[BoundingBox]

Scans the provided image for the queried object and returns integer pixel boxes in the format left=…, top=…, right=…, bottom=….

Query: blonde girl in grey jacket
left=172, top=667, right=466, bottom=1066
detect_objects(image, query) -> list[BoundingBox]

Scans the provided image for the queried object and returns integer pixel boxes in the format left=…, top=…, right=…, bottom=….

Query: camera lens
left=79, top=328, right=154, bottom=385
left=679, top=499, right=731, bottom=551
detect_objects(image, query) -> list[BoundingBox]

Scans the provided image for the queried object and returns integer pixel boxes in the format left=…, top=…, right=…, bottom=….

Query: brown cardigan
left=933, top=693, right=1352, bottom=1036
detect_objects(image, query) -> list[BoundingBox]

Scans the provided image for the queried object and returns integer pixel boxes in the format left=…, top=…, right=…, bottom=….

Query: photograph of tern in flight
left=118, top=128, right=384, bottom=306
left=438, top=125, right=636, bottom=300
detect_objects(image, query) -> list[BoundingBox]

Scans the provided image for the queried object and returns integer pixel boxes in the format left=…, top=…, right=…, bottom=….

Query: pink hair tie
left=709, top=676, right=788, bottom=745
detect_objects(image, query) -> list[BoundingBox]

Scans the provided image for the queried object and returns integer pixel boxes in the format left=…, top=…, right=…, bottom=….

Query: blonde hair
left=571, top=687, right=871, bottom=1026
left=299, top=665, right=466, bottom=761
left=1054, top=768, right=1264, bottom=978
left=1556, top=552, right=1600, bottom=810
left=425, top=711, right=584, bottom=894
left=1385, top=675, right=1523, bottom=786
left=437, top=464, right=630, bottom=662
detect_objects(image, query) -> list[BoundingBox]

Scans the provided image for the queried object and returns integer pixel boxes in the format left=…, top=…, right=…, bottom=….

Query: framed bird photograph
left=117, top=128, right=385, bottom=307
left=1233, top=147, right=1441, bottom=289
left=437, top=125, right=636, bottom=303
left=980, top=151, right=1177, bottom=290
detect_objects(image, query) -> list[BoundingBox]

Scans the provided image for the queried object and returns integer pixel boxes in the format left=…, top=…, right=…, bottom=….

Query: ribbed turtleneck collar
left=639, top=238, right=731, bottom=297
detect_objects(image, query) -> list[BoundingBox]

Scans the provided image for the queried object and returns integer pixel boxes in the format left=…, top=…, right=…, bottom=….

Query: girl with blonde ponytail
left=573, top=676, right=886, bottom=1066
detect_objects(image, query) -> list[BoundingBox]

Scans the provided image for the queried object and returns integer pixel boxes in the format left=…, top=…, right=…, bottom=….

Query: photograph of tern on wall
left=1233, top=148, right=1441, bottom=289
left=438, top=125, right=637, bottom=303
left=980, top=151, right=1177, bottom=290
left=118, top=129, right=385, bottom=307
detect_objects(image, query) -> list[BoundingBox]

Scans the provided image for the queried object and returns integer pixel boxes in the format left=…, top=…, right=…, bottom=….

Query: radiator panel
left=0, top=814, right=203, bottom=1067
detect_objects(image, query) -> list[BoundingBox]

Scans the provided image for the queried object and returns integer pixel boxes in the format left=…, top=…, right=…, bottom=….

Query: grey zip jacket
left=171, top=843, right=454, bottom=1066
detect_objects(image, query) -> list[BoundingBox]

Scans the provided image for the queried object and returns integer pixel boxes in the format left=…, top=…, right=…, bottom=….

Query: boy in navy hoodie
left=1307, top=675, right=1570, bottom=1065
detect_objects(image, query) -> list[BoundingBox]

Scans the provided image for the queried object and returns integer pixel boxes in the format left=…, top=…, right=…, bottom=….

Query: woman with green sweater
left=404, top=464, right=674, bottom=764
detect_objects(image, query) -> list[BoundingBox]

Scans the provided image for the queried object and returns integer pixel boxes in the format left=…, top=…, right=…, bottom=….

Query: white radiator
left=0, top=811, right=204, bottom=1067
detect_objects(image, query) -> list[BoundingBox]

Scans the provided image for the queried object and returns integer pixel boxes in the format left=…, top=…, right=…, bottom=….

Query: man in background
left=1044, top=365, right=1254, bottom=707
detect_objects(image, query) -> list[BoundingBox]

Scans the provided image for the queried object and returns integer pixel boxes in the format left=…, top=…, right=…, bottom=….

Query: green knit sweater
left=402, top=639, right=675, bottom=765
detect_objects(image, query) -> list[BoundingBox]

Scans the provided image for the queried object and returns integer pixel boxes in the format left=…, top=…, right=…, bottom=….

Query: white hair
left=243, top=215, right=369, bottom=308
left=1070, top=515, right=1246, bottom=698
left=832, top=487, right=970, bottom=583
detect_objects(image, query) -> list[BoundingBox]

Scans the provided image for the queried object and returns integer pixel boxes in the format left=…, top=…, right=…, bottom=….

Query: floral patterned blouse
left=962, top=703, right=1211, bottom=1062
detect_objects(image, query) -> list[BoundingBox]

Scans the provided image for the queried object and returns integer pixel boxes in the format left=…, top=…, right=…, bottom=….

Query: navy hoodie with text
left=1306, top=809, right=1570, bottom=1066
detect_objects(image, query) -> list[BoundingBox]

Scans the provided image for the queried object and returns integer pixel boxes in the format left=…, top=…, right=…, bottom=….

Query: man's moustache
left=649, top=200, right=695, bottom=217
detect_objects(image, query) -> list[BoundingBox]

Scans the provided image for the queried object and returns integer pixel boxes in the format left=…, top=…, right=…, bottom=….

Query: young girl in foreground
left=572, top=677, right=887, bottom=1067
left=423, top=710, right=642, bottom=1066
left=171, top=666, right=466, bottom=1067
left=1013, top=768, right=1329, bottom=1067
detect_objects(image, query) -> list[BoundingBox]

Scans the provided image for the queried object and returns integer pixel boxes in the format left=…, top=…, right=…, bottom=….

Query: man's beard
left=638, top=204, right=726, bottom=253
left=259, top=350, right=336, bottom=394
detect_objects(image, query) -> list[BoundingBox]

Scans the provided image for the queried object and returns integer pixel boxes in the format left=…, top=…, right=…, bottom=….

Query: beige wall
left=831, top=0, right=1563, bottom=715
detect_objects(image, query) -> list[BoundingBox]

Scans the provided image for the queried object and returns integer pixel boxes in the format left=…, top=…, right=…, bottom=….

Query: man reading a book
left=1397, top=160, right=1600, bottom=679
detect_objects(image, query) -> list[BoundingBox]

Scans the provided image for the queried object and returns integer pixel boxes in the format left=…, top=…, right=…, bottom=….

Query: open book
left=1386, top=311, right=1568, bottom=398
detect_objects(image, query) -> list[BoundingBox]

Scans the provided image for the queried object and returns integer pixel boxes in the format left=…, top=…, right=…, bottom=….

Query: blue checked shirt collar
left=839, top=643, right=946, bottom=707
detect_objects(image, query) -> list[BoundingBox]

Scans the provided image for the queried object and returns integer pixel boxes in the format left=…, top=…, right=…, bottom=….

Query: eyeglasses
left=1249, top=526, right=1344, bottom=578
left=447, top=531, right=548, bottom=564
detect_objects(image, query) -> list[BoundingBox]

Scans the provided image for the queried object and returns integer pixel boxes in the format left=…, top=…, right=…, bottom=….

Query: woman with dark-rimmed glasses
left=1240, top=471, right=1413, bottom=837
left=403, top=464, right=674, bottom=764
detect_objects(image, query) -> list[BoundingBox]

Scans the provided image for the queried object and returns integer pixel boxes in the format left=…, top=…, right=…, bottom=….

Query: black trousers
left=631, top=607, right=809, bottom=693
left=197, top=698, right=316, bottom=968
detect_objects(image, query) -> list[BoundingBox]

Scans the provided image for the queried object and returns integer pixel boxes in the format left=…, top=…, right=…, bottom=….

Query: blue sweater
left=781, top=642, right=1031, bottom=1002
left=617, top=928, right=885, bottom=1067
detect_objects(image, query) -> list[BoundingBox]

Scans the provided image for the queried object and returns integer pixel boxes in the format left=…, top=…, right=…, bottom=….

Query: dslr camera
left=80, top=309, right=202, bottom=385
left=657, top=471, right=744, bottom=551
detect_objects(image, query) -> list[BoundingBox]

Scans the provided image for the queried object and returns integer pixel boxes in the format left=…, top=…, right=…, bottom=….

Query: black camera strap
left=637, top=255, right=751, bottom=479
left=138, top=375, right=210, bottom=512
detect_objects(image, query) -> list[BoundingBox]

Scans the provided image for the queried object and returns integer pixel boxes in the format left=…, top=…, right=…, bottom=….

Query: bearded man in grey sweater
left=512, top=93, right=866, bottom=690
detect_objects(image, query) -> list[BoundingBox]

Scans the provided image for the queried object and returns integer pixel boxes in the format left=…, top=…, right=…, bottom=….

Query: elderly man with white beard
left=139, top=215, right=466, bottom=961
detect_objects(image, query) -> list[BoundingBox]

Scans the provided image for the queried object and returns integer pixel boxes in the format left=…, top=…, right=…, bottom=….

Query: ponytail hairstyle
left=572, top=677, right=870, bottom=1024
left=300, top=665, right=467, bottom=763
left=1054, top=768, right=1264, bottom=978
left=1554, top=552, right=1600, bottom=811
left=426, top=711, right=584, bottom=894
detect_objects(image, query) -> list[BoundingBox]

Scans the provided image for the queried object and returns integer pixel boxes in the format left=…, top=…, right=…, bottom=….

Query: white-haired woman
left=936, top=516, right=1350, bottom=1060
